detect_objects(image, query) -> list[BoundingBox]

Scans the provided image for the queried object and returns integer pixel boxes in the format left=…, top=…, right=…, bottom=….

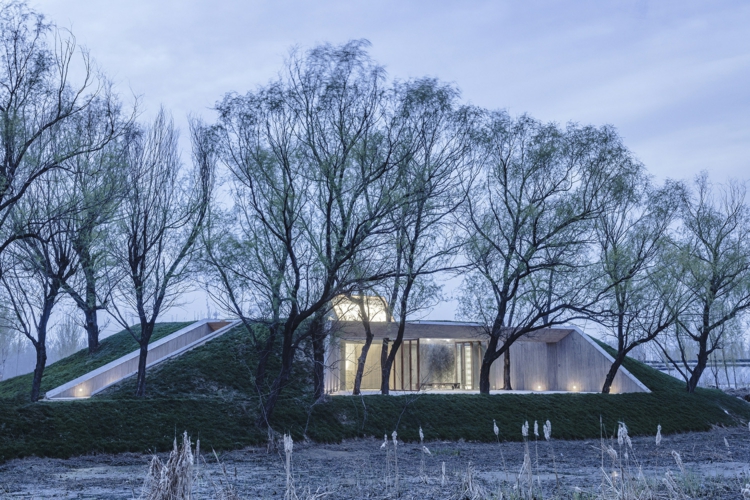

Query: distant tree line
left=2, top=3, right=750, bottom=428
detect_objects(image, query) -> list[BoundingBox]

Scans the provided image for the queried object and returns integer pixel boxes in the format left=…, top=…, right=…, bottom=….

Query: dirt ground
left=1, top=426, right=749, bottom=499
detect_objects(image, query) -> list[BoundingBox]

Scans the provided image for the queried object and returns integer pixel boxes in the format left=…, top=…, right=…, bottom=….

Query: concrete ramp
left=46, top=319, right=241, bottom=400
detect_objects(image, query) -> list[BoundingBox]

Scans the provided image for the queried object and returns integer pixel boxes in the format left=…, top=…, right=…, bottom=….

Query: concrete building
left=324, top=298, right=649, bottom=395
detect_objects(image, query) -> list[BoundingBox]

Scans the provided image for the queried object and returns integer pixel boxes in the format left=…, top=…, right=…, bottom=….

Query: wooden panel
left=508, top=341, right=549, bottom=390
left=554, top=331, right=646, bottom=393
left=546, top=343, right=558, bottom=391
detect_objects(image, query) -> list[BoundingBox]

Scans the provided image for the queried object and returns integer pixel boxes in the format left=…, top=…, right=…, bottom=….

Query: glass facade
left=340, top=339, right=481, bottom=391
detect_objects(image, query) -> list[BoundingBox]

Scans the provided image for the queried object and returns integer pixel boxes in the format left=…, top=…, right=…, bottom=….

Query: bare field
left=1, top=426, right=749, bottom=499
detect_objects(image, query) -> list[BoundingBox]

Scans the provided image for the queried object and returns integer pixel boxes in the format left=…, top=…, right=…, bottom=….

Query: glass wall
left=419, top=340, right=456, bottom=389
left=341, top=341, right=383, bottom=391
left=340, top=339, right=481, bottom=392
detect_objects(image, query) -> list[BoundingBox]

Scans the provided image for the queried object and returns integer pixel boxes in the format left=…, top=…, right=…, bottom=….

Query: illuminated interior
left=340, top=339, right=481, bottom=391
left=333, top=295, right=389, bottom=322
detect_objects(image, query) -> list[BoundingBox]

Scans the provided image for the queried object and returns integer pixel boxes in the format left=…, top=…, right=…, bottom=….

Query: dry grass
left=140, top=432, right=194, bottom=500
left=137, top=425, right=749, bottom=499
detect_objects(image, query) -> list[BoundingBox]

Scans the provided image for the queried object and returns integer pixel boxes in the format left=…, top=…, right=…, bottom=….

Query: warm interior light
left=572, top=385, right=577, bottom=390
left=537, top=385, right=541, bottom=390
left=333, top=295, right=389, bottom=322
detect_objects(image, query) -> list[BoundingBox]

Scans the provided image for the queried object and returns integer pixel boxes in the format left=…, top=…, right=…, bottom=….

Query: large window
left=341, top=338, right=482, bottom=392
left=342, top=342, right=383, bottom=391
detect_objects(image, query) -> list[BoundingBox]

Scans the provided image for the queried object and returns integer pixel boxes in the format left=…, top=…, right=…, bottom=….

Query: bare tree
left=0, top=2, right=119, bottom=262
left=290, top=41, right=414, bottom=402
left=656, top=174, right=750, bottom=393
left=591, top=179, right=682, bottom=393
left=108, top=110, right=213, bottom=397
left=457, top=112, right=640, bottom=394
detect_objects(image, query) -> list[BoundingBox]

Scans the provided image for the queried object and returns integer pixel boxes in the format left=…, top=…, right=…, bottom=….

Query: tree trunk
left=135, top=341, right=149, bottom=397
left=30, top=292, right=56, bottom=402
left=257, top=327, right=295, bottom=427
left=380, top=337, right=391, bottom=394
left=84, top=307, right=99, bottom=354
left=30, top=342, right=47, bottom=402
left=479, top=335, right=499, bottom=394
left=502, top=349, right=512, bottom=390
left=353, top=311, right=374, bottom=395
left=479, top=356, right=492, bottom=394
left=134, top=322, right=155, bottom=397
left=687, top=345, right=709, bottom=393
left=80, top=245, right=101, bottom=354
left=602, top=352, right=627, bottom=394
left=254, top=326, right=277, bottom=395
left=381, top=282, right=413, bottom=395
left=382, top=328, right=408, bottom=394
left=311, top=315, right=327, bottom=401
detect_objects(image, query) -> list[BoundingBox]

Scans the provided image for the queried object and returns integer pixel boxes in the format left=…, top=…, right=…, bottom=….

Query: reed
left=140, top=431, right=194, bottom=500
left=392, top=430, right=399, bottom=494
left=493, top=418, right=508, bottom=480
left=284, top=433, right=295, bottom=500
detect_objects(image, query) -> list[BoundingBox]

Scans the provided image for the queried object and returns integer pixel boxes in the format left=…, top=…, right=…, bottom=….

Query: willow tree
left=208, top=40, right=410, bottom=424
left=457, top=112, right=640, bottom=394
left=376, top=79, right=472, bottom=395
left=0, top=170, right=78, bottom=401
left=657, top=174, right=750, bottom=393
left=203, top=82, right=307, bottom=403
left=0, top=2, right=120, bottom=262
left=108, top=111, right=214, bottom=397
left=592, top=178, right=682, bottom=393
left=58, top=111, right=128, bottom=354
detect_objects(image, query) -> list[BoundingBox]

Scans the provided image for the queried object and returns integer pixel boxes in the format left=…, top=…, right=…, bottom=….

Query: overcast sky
left=32, top=0, right=750, bottom=323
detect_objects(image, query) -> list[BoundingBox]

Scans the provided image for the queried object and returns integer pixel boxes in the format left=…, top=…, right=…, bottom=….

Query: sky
left=31, top=0, right=750, bottom=324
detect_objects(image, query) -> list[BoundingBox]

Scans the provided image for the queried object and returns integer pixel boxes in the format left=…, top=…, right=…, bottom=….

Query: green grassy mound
left=0, top=322, right=191, bottom=401
left=0, top=324, right=748, bottom=462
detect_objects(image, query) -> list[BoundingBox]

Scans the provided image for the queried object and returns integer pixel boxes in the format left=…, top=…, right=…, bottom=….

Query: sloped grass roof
left=0, top=325, right=748, bottom=462
left=0, top=322, right=191, bottom=400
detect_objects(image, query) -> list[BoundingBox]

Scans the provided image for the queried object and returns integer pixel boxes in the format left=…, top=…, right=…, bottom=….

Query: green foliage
left=0, top=323, right=190, bottom=400
left=0, top=324, right=748, bottom=462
